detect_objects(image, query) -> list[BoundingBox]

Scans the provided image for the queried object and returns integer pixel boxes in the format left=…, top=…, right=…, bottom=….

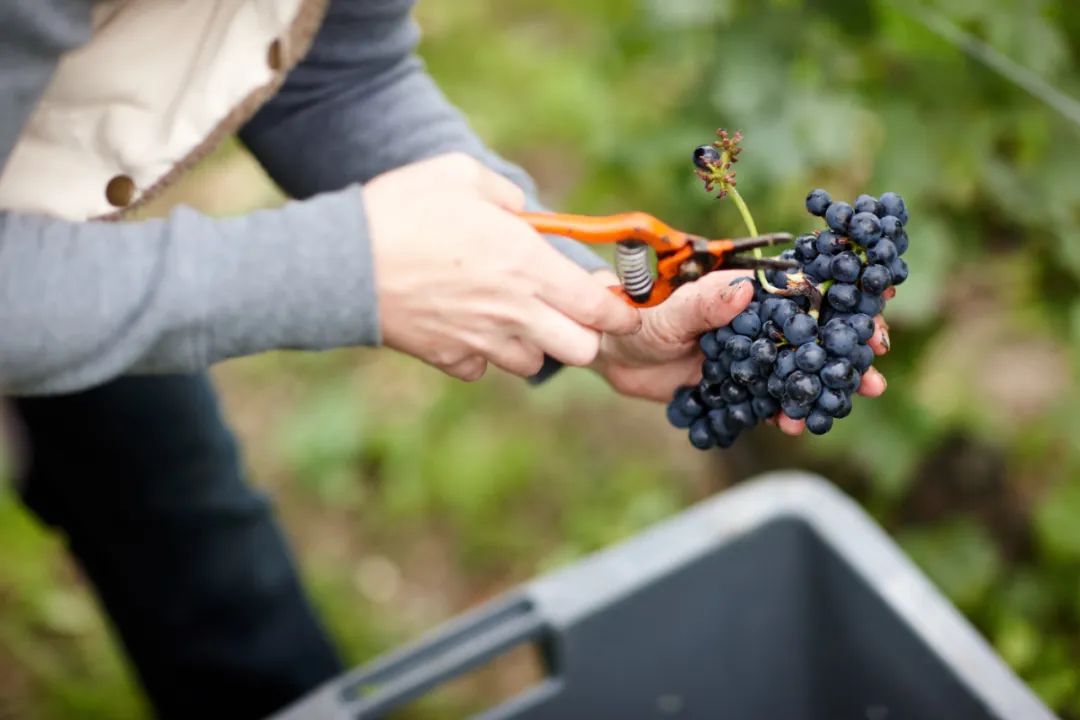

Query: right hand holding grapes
left=364, top=153, right=641, bottom=381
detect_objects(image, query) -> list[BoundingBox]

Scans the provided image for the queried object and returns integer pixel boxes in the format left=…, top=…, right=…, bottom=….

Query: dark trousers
left=10, top=374, right=343, bottom=719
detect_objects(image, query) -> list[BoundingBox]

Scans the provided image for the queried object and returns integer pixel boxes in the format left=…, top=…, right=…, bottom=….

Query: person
left=0, top=1, right=888, bottom=717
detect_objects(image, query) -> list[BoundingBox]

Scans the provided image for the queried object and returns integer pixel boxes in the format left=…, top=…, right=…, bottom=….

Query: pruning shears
left=518, top=211, right=796, bottom=308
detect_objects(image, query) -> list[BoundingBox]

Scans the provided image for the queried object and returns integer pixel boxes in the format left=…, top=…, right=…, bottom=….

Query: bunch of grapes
left=666, top=183, right=911, bottom=450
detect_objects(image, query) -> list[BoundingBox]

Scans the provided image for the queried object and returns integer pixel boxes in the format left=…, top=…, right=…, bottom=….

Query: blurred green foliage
left=2, top=0, right=1080, bottom=717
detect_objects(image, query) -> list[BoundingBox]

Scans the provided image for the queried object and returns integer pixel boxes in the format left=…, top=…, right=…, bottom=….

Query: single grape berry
left=785, top=371, right=822, bottom=404
left=804, top=255, right=833, bottom=283
left=827, top=283, right=859, bottom=312
left=728, top=402, right=755, bottom=428
left=688, top=418, right=716, bottom=450
left=795, top=342, right=827, bottom=373
left=726, top=335, right=752, bottom=360
left=820, top=358, right=856, bottom=390
left=783, top=313, right=819, bottom=345
left=747, top=377, right=771, bottom=398
left=732, top=310, right=762, bottom=337
left=676, top=388, right=705, bottom=417
left=699, top=332, right=722, bottom=359
left=731, top=358, right=761, bottom=385
left=771, top=300, right=800, bottom=330
left=715, top=326, right=735, bottom=345
left=849, top=212, right=883, bottom=245
left=845, top=313, right=876, bottom=343
left=880, top=215, right=903, bottom=239
left=806, top=188, right=832, bottom=217
left=805, top=410, right=834, bottom=435
left=750, top=338, right=778, bottom=365
left=889, top=257, right=909, bottom=285
left=774, top=347, right=797, bottom=378
left=795, top=234, right=818, bottom=262
left=815, top=230, right=846, bottom=256
left=693, top=145, right=721, bottom=171
left=780, top=398, right=812, bottom=420
left=860, top=265, right=891, bottom=296
left=816, top=387, right=848, bottom=417
left=702, top=359, right=726, bottom=383
left=879, top=192, right=908, bottom=224
left=767, top=373, right=786, bottom=398
left=868, top=238, right=898, bottom=265
left=854, top=194, right=880, bottom=215
left=707, top=408, right=737, bottom=438
left=825, top=202, right=854, bottom=233
left=698, top=380, right=725, bottom=409
left=822, top=320, right=859, bottom=357
left=667, top=400, right=694, bottom=428
left=752, top=396, right=780, bottom=420
left=893, top=230, right=909, bottom=256
left=830, top=252, right=862, bottom=283
left=720, top=378, right=749, bottom=404
left=851, top=344, right=874, bottom=373
left=856, top=291, right=885, bottom=317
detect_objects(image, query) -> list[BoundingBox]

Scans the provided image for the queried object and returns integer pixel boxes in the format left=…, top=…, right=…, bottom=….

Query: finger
left=522, top=303, right=602, bottom=367
left=883, top=287, right=897, bottom=301
left=869, top=315, right=891, bottom=356
left=443, top=356, right=488, bottom=382
left=533, top=253, right=642, bottom=336
left=648, top=272, right=754, bottom=343
left=857, top=367, right=887, bottom=397
left=777, top=414, right=806, bottom=436
left=474, top=165, right=527, bottom=212
left=482, top=337, right=547, bottom=378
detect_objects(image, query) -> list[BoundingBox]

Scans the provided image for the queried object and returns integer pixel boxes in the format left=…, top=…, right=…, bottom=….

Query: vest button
left=105, top=175, right=136, bottom=207
left=268, top=39, right=284, bottom=71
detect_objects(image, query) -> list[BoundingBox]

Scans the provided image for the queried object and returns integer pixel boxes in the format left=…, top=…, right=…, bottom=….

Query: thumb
left=655, top=272, right=754, bottom=342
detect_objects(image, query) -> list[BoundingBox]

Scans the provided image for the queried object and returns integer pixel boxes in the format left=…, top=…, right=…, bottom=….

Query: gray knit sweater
left=0, top=0, right=606, bottom=396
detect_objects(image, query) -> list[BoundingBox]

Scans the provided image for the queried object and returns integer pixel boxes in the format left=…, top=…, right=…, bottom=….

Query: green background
left=2, top=0, right=1080, bottom=716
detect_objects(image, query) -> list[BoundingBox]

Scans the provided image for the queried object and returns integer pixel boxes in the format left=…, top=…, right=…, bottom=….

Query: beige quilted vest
left=0, top=0, right=329, bottom=221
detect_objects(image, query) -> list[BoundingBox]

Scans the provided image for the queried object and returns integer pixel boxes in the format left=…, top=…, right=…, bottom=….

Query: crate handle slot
left=338, top=597, right=550, bottom=717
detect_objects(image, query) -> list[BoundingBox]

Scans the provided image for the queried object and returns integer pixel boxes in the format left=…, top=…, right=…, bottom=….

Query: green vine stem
left=728, top=187, right=783, bottom=293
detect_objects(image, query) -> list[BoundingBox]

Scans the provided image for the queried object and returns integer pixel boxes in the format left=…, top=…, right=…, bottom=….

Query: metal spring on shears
left=615, top=241, right=653, bottom=302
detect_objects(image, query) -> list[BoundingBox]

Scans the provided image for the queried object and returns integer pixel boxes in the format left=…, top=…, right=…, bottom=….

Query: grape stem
left=729, top=187, right=784, bottom=293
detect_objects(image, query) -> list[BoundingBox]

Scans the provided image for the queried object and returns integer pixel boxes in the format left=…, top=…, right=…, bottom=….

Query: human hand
left=591, top=270, right=890, bottom=435
left=364, top=153, right=641, bottom=381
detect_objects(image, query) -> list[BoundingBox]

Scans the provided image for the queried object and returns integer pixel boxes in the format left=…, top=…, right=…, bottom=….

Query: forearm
left=0, top=187, right=378, bottom=396
left=239, top=0, right=609, bottom=273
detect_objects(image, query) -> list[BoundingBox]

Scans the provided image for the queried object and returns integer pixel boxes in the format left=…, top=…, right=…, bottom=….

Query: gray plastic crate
left=273, top=473, right=1056, bottom=720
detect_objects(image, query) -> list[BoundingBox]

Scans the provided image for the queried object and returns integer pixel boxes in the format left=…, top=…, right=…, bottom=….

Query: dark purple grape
left=820, top=358, right=856, bottom=390
left=699, top=332, right=722, bottom=359
left=775, top=348, right=797, bottom=378
left=827, top=283, right=859, bottom=312
left=720, top=378, right=748, bottom=404
left=693, top=145, right=720, bottom=171
left=761, top=320, right=784, bottom=343
left=889, top=257, right=909, bottom=285
left=750, top=338, right=778, bottom=365
left=795, top=234, right=818, bottom=262
left=708, top=408, right=736, bottom=438
left=702, top=359, right=726, bottom=383
left=715, top=326, right=735, bottom=345
left=815, top=230, right=846, bottom=256
left=880, top=215, right=903, bottom=239
left=806, top=188, right=832, bottom=217
left=894, top=230, right=909, bottom=255
left=747, top=376, right=771, bottom=398
left=728, top=402, right=755, bottom=428
left=785, top=371, right=822, bottom=404
left=760, top=297, right=783, bottom=322
left=849, top=212, right=883, bottom=245
left=767, top=373, right=786, bottom=398
left=879, top=192, right=908, bottom=225
left=771, top=300, right=800, bottom=329
left=752, top=396, right=780, bottom=420
left=822, top=320, right=859, bottom=357
left=783, top=313, right=819, bottom=345
left=689, top=418, right=716, bottom=449
left=667, top=399, right=694, bottom=428
left=731, top=358, right=761, bottom=385
left=732, top=310, right=762, bottom=338
left=825, top=202, right=854, bottom=234
left=845, top=313, right=875, bottom=343
left=834, top=392, right=854, bottom=418
left=804, top=254, right=833, bottom=282
left=854, top=194, right=881, bottom=215
left=795, top=343, right=827, bottom=373
left=830, top=252, right=862, bottom=283
left=780, top=398, right=812, bottom=420
left=698, top=380, right=726, bottom=409
left=726, top=335, right=752, bottom=360
left=806, top=410, right=834, bottom=435
left=675, top=387, right=705, bottom=417
left=851, top=344, right=874, bottom=373
left=860, top=265, right=891, bottom=295
left=856, top=291, right=885, bottom=316
left=815, top=387, right=848, bottom=417
left=868, top=238, right=897, bottom=265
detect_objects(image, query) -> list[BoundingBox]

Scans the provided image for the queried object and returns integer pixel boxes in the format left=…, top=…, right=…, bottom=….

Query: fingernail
left=728, top=276, right=752, bottom=287
left=880, top=327, right=891, bottom=351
